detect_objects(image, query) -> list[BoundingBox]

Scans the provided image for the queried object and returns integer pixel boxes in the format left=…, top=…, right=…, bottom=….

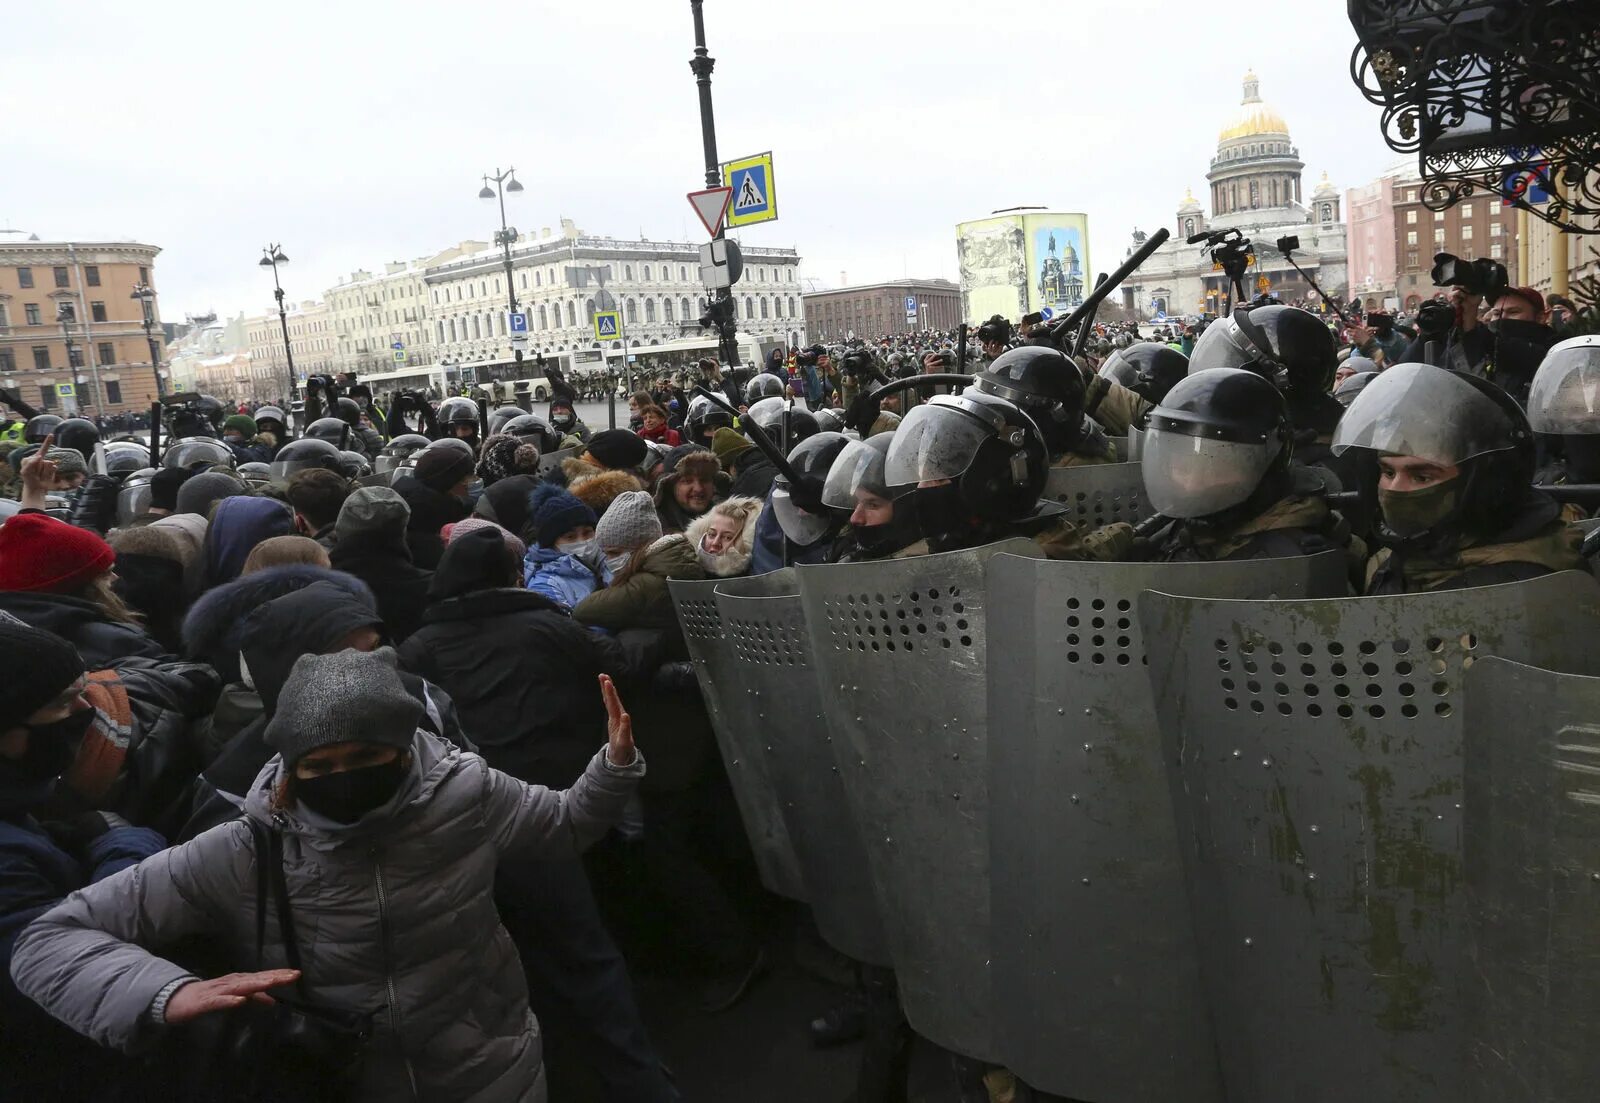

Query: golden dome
left=1218, top=72, right=1289, bottom=142
left=1178, top=186, right=1202, bottom=211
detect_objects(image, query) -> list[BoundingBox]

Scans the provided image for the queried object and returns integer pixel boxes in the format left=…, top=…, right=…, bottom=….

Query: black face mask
left=293, top=757, right=408, bottom=825
left=912, top=482, right=971, bottom=550
left=11, top=707, right=93, bottom=782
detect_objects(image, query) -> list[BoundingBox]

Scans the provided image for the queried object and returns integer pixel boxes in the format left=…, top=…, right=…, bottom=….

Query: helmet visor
left=116, top=482, right=152, bottom=526
left=772, top=484, right=832, bottom=545
left=1330, top=362, right=1514, bottom=465
left=1142, top=428, right=1280, bottom=519
left=822, top=439, right=891, bottom=509
left=883, top=402, right=991, bottom=487
left=269, top=457, right=336, bottom=481
left=1527, top=340, right=1600, bottom=434
left=1188, top=317, right=1261, bottom=374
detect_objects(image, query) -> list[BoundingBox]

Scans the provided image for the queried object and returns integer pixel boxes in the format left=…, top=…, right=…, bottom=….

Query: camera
left=1430, top=252, right=1509, bottom=300
left=1415, top=298, right=1455, bottom=338
left=1276, top=235, right=1301, bottom=254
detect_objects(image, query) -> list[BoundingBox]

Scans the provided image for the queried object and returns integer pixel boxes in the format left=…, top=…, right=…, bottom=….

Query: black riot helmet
left=237, top=462, right=274, bottom=489
left=115, top=468, right=157, bottom=527
left=1332, top=361, right=1535, bottom=548
left=306, top=417, right=351, bottom=448
left=771, top=431, right=850, bottom=545
left=501, top=414, right=562, bottom=453
left=269, top=437, right=345, bottom=482
left=438, top=397, right=480, bottom=439
left=1141, top=369, right=1292, bottom=521
left=744, top=373, right=786, bottom=404
left=375, top=433, right=431, bottom=476
left=1528, top=335, right=1600, bottom=481
left=162, top=437, right=237, bottom=471
left=1099, top=342, right=1191, bottom=406
left=103, top=439, right=150, bottom=477
left=1190, top=305, right=1338, bottom=398
left=23, top=414, right=62, bottom=444
left=1333, top=370, right=1380, bottom=408
left=813, top=408, right=846, bottom=435
left=53, top=417, right=100, bottom=458
left=970, top=345, right=1088, bottom=457
left=745, top=398, right=819, bottom=447
left=822, top=432, right=920, bottom=559
left=487, top=406, right=527, bottom=436
left=253, top=405, right=288, bottom=437
left=338, top=450, right=372, bottom=479
left=685, top=396, right=735, bottom=447
left=332, top=396, right=364, bottom=428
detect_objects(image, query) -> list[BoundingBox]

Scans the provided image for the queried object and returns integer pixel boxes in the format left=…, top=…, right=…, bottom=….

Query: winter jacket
left=572, top=535, right=705, bottom=631
left=1146, top=495, right=1360, bottom=569
left=639, top=423, right=681, bottom=447
left=523, top=544, right=609, bottom=611
left=198, top=495, right=293, bottom=593
left=392, top=474, right=470, bottom=570
left=653, top=469, right=731, bottom=534
left=0, top=590, right=170, bottom=669
left=401, top=536, right=632, bottom=788
left=683, top=497, right=761, bottom=578
left=329, top=536, right=434, bottom=643
left=728, top=451, right=779, bottom=501
left=182, top=564, right=376, bottom=684
left=749, top=494, right=835, bottom=575
left=112, top=551, right=188, bottom=654
left=10, top=731, right=645, bottom=1103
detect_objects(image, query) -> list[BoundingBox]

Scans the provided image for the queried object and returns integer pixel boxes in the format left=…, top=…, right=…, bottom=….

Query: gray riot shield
left=1463, top=657, right=1600, bottom=1101
left=667, top=576, right=807, bottom=901
left=715, top=577, right=891, bottom=967
left=1141, top=571, right=1600, bottom=1103
left=1127, top=423, right=1144, bottom=461
left=986, top=549, right=1347, bottom=1102
left=796, top=537, right=1044, bottom=1062
left=537, top=446, right=580, bottom=476
left=1042, top=461, right=1152, bottom=528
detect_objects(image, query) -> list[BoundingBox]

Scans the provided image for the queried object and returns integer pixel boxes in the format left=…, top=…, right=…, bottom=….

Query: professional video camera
left=1188, top=227, right=1255, bottom=307
left=1431, top=252, right=1510, bottom=301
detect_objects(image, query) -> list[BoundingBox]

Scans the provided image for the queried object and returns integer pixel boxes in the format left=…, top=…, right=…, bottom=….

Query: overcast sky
left=6, top=1, right=1399, bottom=323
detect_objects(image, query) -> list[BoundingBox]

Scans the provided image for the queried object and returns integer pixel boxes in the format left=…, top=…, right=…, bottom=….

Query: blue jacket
left=749, top=492, right=833, bottom=575
left=803, top=364, right=823, bottom=406
left=523, top=545, right=610, bottom=611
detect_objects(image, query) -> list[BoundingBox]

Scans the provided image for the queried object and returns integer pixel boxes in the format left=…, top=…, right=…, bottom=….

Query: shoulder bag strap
left=249, top=818, right=270, bottom=972
left=265, top=826, right=305, bottom=979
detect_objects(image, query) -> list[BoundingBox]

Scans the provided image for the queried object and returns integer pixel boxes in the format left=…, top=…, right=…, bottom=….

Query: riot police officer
left=1527, top=334, right=1600, bottom=485
left=374, top=433, right=431, bottom=482
left=683, top=394, right=736, bottom=450
left=971, top=346, right=1117, bottom=467
left=743, top=372, right=786, bottom=408
left=1331, top=361, right=1588, bottom=592
left=821, top=433, right=920, bottom=561
left=1097, top=341, right=1189, bottom=410
left=24, top=414, right=62, bottom=445
left=749, top=431, right=850, bottom=574
left=437, top=396, right=481, bottom=449
left=501, top=413, right=564, bottom=455
left=1137, top=369, right=1358, bottom=566
left=269, top=437, right=345, bottom=483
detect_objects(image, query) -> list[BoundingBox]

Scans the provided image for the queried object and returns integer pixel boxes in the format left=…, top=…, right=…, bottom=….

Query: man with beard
left=654, top=450, right=728, bottom=534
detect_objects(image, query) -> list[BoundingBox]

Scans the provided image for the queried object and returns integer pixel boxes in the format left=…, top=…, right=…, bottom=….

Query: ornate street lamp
left=130, top=282, right=165, bottom=397
left=259, top=244, right=297, bottom=400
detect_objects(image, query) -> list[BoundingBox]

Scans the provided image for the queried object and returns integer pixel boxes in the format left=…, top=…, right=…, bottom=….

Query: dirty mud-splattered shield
left=1041, top=461, right=1152, bottom=528
left=796, top=538, right=1044, bottom=1062
left=1127, top=424, right=1145, bottom=461
left=1463, top=657, right=1600, bottom=1101
left=668, top=575, right=807, bottom=901
left=985, top=549, right=1346, bottom=1102
left=536, top=446, right=580, bottom=476
left=716, top=577, right=892, bottom=967
left=1140, top=571, right=1600, bottom=1103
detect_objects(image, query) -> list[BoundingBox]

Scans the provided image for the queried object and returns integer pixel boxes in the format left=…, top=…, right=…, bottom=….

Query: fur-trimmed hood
left=566, top=464, right=644, bottom=518
left=181, top=564, right=376, bottom=683
left=683, top=495, right=762, bottom=578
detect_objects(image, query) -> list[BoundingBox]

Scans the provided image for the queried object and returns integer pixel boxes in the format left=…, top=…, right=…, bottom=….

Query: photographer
left=1344, top=311, right=1409, bottom=366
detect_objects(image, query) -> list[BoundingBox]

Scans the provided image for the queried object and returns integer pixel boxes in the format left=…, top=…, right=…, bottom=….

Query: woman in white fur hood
left=682, top=495, right=762, bottom=578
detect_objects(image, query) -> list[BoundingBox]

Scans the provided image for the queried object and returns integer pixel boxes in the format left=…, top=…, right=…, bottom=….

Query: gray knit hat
left=595, top=489, right=662, bottom=551
left=336, top=485, right=411, bottom=543
left=264, top=647, right=421, bottom=767
left=46, top=449, right=89, bottom=477
left=175, top=470, right=248, bottom=517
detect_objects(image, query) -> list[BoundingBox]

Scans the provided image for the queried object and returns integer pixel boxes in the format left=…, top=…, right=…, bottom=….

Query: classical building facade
left=803, top=279, right=961, bottom=340
left=241, top=300, right=336, bottom=404
left=323, top=242, right=491, bottom=376
left=0, top=237, right=165, bottom=416
left=1121, top=72, right=1349, bottom=321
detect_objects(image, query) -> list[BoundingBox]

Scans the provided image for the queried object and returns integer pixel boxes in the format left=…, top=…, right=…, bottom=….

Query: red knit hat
left=0, top=513, right=116, bottom=593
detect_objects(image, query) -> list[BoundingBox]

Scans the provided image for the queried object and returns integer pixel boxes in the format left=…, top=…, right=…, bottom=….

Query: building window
left=681, top=297, right=692, bottom=319
left=17, top=267, right=33, bottom=289
left=645, top=298, right=656, bottom=322
left=745, top=296, right=754, bottom=319
left=585, top=298, right=597, bottom=324
left=773, top=298, right=783, bottom=319
left=1490, top=243, right=1504, bottom=259
left=536, top=271, right=543, bottom=287
left=472, top=316, right=482, bottom=339
left=1461, top=204, right=1472, bottom=218
left=538, top=305, right=548, bottom=330
left=663, top=298, right=674, bottom=322
left=33, top=346, right=51, bottom=371
left=679, top=266, right=688, bottom=281
left=40, top=385, right=54, bottom=410
left=642, top=265, right=652, bottom=281
left=1434, top=228, right=1446, bottom=245
left=53, top=267, right=69, bottom=288
left=1407, top=210, right=1417, bottom=224
left=625, top=299, right=637, bottom=324
left=1491, top=222, right=1503, bottom=238
left=789, top=296, right=797, bottom=316
left=1406, top=250, right=1419, bottom=269
left=90, top=301, right=107, bottom=322
left=25, top=304, right=42, bottom=326
left=1461, top=225, right=1473, bottom=241
left=139, top=267, right=148, bottom=283
left=759, top=297, right=769, bottom=319
left=448, top=319, right=457, bottom=342
left=1434, top=210, right=1445, bottom=222
left=85, top=265, right=100, bottom=287
left=105, top=381, right=121, bottom=404
left=98, top=342, right=115, bottom=364
left=567, top=302, right=577, bottom=327
left=437, top=321, right=445, bottom=343
left=1406, top=230, right=1418, bottom=246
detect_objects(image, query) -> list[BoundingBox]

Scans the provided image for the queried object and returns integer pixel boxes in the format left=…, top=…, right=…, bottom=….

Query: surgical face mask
left=558, top=537, right=600, bottom=565
left=9, top=707, right=92, bottom=781
left=293, top=757, right=408, bottom=825
left=552, top=413, right=575, bottom=431
left=1378, top=480, right=1459, bottom=539
left=604, top=551, right=633, bottom=577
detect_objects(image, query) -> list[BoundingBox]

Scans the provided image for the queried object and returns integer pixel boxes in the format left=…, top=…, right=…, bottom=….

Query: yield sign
left=688, top=186, right=733, bottom=238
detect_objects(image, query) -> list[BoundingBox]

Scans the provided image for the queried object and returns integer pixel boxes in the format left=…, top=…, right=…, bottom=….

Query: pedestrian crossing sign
left=721, top=152, right=777, bottom=228
left=393, top=349, right=407, bottom=362
left=594, top=311, right=621, bottom=341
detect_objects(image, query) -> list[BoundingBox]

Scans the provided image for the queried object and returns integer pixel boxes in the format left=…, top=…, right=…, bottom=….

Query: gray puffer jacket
left=10, top=730, right=644, bottom=1103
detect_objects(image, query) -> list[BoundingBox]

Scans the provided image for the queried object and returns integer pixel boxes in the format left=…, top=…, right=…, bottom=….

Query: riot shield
left=537, top=446, right=580, bottom=476
left=1042, top=461, right=1151, bottom=528
left=796, top=538, right=1044, bottom=1062
left=1463, top=657, right=1600, bottom=1101
left=1127, top=423, right=1144, bottom=461
left=667, top=576, right=807, bottom=901
left=715, top=577, right=891, bottom=967
left=986, top=549, right=1347, bottom=1102
left=1141, top=571, right=1600, bottom=1103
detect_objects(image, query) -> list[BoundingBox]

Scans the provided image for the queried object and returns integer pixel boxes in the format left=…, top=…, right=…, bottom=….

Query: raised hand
left=599, top=674, right=634, bottom=767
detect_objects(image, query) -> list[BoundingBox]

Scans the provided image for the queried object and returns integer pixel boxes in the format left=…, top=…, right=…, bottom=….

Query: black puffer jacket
left=181, top=564, right=375, bottom=684
left=399, top=528, right=631, bottom=789
left=328, top=535, right=433, bottom=643
left=0, top=591, right=169, bottom=670
left=392, top=474, right=469, bottom=569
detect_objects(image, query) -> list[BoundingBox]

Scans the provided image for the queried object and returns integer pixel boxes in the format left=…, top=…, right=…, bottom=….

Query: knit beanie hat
left=712, top=427, right=754, bottom=469
left=595, top=490, right=662, bottom=551
left=415, top=444, right=475, bottom=492
left=0, top=513, right=115, bottom=593
left=47, top=449, right=89, bottom=478
left=176, top=470, right=248, bottom=517
left=585, top=429, right=649, bottom=471
left=224, top=414, right=258, bottom=437
left=336, top=486, right=411, bottom=543
left=445, top=517, right=527, bottom=560
left=149, top=466, right=193, bottom=512
left=477, top=433, right=542, bottom=485
left=264, top=647, right=421, bottom=768
left=0, top=617, right=85, bottom=725
left=530, top=482, right=597, bottom=549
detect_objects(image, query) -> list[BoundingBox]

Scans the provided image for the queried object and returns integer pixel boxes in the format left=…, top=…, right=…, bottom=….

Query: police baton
left=1072, top=273, right=1110, bottom=358
left=1039, top=227, right=1172, bottom=350
left=690, top=384, right=806, bottom=488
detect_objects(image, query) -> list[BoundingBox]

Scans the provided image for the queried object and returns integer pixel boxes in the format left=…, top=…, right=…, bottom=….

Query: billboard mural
left=956, top=210, right=1091, bottom=323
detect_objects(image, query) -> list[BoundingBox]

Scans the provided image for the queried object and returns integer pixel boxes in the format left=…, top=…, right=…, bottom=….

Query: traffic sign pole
left=688, top=1, right=738, bottom=371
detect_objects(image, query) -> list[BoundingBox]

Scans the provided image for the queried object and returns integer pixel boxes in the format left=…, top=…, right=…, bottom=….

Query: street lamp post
left=56, top=302, right=86, bottom=419
left=479, top=167, right=525, bottom=371
left=258, top=245, right=297, bottom=403
left=130, top=282, right=165, bottom=398
left=688, top=1, right=739, bottom=370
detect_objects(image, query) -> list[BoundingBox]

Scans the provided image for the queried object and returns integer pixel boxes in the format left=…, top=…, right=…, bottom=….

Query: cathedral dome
left=1218, top=71, right=1289, bottom=142
left=1178, top=186, right=1202, bottom=213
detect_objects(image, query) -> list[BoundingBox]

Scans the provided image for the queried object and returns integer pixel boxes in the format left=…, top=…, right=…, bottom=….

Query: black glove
left=69, top=473, right=122, bottom=534
left=651, top=660, right=700, bottom=693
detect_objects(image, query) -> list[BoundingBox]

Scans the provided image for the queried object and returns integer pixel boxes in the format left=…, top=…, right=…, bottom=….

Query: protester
left=684, top=495, right=762, bottom=577
left=655, top=448, right=727, bottom=533
left=240, top=534, right=332, bottom=574
left=284, top=466, right=351, bottom=549
left=327, top=486, right=433, bottom=642
left=574, top=491, right=702, bottom=630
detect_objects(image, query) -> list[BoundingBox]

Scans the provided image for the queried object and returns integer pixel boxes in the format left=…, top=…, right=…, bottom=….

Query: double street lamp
left=258, top=244, right=297, bottom=402
left=130, top=282, right=165, bottom=397
left=479, top=167, right=524, bottom=367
